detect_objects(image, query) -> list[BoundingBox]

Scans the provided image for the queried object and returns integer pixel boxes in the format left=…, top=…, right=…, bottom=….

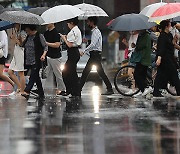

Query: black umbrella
left=108, top=13, right=156, bottom=31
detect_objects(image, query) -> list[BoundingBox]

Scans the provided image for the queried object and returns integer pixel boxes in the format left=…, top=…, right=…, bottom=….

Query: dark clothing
left=133, top=31, right=151, bottom=92
left=24, top=65, right=44, bottom=97
left=153, top=31, right=180, bottom=96
left=23, top=32, right=47, bottom=96
left=44, top=28, right=61, bottom=58
left=0, top=56, right=6, bottom=65
left=134, top=63, right=148, bottom=92
left=62, top=47, right=80, bottom=96
left=80, top=51, right=113, bottom=91
left=23, top=32, right=45, bottom=68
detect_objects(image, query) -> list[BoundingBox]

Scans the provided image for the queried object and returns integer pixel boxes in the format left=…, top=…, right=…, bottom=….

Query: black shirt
left=157, top=32, right=174, bottom=62
left=44, top=28, right=61, bottom=58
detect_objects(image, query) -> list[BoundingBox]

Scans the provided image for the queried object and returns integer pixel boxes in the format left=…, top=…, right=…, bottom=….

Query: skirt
left=9, top=45, right=25, bottom=71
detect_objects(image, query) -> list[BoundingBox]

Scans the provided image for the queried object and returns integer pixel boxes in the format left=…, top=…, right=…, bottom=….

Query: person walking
left=153, top=20, right=180, bottom=97
left=44, top=23, right=66, bottom=96
left=60, top=17, right=82, bottom=98
left=21, top=25, right=48, bottom=100
left=79, top=16, right=114, bottom=95
left=8, top=24, right=26, bottom=96
left=0, top=30, right=14, bottom=89
left=132, top=30, right=152, bottom=97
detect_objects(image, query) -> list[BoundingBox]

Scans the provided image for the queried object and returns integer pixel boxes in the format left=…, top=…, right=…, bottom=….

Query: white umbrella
left=41, top=5, right=84, bottom=24
left=0, top=10, right=44, bottom=25
left=140, top=2, right=167, bottom=17
left=74, top=3, right=108, bottom=19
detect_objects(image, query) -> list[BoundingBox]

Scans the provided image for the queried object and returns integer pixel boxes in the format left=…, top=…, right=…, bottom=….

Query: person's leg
left=18, top=71, right=25, bottom=93
left=79, top=58, right=93, bottom=90
left=35, top=67, right=44, bottom=97
left=134, top=63, right=147, bottom=93
left=24, top=66, right=37, bottom=94
left=62, top=60, right=72, bottom=94
left=0, top=65, right=14, bottom=87
left=8, top=69, right=21, bottom=90
left=50, top=58, right=66, bottom=92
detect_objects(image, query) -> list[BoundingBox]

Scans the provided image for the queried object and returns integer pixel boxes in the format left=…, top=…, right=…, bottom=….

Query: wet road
left=0, top=81, right=179, bottom=154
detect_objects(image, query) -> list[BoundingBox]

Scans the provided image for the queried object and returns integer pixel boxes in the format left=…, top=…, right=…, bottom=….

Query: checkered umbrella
left=74, top=3, right=108, bottom=19
left=0, top=10, right=44, bottom=25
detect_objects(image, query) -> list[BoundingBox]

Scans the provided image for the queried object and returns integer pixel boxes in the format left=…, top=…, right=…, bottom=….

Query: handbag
left=130, top=49, right=142, bottom=63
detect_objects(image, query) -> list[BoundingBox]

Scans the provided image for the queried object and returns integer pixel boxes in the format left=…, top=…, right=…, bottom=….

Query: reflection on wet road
left=0, top=83, right=179, bottom=154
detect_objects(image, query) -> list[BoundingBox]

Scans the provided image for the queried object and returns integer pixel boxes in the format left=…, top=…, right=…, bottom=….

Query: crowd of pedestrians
left=0, top=15, right=180, bottom=100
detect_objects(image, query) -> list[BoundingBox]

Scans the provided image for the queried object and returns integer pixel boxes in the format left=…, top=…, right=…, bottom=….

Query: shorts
left=0, top=56, right=6, bottom=65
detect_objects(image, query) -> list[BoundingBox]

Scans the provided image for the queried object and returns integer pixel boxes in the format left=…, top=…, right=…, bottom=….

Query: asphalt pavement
left=0, top=80, right=179, bottom=154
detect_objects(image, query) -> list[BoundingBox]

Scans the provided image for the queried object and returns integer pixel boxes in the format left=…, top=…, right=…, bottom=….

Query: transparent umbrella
left=41, top=5, right=84, bottom=24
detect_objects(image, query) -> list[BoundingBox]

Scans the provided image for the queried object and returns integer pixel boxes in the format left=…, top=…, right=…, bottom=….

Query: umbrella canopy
left=74, top=3, right=108, bottom=19
left=41, top=5, right=84, bottom=24
left=27, top=7, right=49, bottom=15
left=140, top=2, right=167, bottom=17
left=0, top=7, right=23, bottom=14
left=0, top=10, right=44, bottom=25
left=0, top=21, right=14, bottom=31
left=108, top=13, right=156, bottom=32
left=149, top=3, right=180, bottom=22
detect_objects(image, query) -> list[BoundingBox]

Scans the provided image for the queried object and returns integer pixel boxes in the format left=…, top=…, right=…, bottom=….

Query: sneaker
left=133, top=91, right=142, bottom=97
left=9, top=91, right=16, bottom=96
left=142, top=87, right=153, bottom=96
left=101, top=90, right=114, bottom=95
left=56, top=91, right=66, bottom=96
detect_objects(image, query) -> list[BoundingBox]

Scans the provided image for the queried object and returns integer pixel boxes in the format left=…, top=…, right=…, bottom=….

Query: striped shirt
left=84, top=26, right=102, bottom=54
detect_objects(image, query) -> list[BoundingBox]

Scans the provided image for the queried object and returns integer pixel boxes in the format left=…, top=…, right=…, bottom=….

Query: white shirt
left=128, top=33, right=138, bottom=51
left=67, top=26, right=82, bottom=47
left=84, top=26, right=102, bottom=54
left=0, top=30, right=8, bottom=58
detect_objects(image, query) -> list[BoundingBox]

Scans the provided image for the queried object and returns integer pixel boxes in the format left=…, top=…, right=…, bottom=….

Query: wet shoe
left=142, top=87, right=153, bottom=96
left=125, top=89, right=135, bottom=95
left=133, top=91, right=142, bottom=98
left=101, top=90, right=114, bottom=95
left=9, top=91, right=16, bottom=96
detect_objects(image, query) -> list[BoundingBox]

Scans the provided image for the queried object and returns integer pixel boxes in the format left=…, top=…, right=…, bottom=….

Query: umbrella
left=74, top=3, right=108, bottom=19
left=41, top=5, right=84, bottom=24
left=149, top=3, right=180, bottom=22
left=108, top=13, right=156, bottom=32
left=27, top=7, right=49, bottom=15
left=140, top=2, right=167, bottom=17
left=0, top=21, right=14, bottom=31
left=0, top=7, right=23, bottom=14
left=0, top=10, right=44, bottom=25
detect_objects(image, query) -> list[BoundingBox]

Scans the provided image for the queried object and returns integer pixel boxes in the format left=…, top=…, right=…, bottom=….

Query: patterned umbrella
left=0, top=10, right=44, bottom=25
left=149, top=3, right=180, bottom=22
left=0, top=7, right=22, bottom=14
left=140, top=2, right=167, bottom=17
left=27, top=7, right=49, bottom=15
left=41, top=5, right=84, bottom=24
left=74, top=3, right=108, bottom=19
left=108, top=13, right=156, bottom=31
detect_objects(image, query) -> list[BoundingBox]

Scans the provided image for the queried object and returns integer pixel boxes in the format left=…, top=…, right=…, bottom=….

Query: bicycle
left=114, top=64, right=179, bottom=96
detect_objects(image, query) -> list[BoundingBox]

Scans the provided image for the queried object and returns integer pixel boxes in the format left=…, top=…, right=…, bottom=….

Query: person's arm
left=83, top=31, right=99, bottom=54
left=39, top=34, right=48, bottom=61
left=60, top=34, right=74, bottom=48
left=46, top=42, right=60, bottom=48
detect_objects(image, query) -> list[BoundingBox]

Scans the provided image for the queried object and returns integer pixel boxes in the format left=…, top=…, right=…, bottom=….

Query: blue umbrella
left=0, top=21, right=14, bottom=31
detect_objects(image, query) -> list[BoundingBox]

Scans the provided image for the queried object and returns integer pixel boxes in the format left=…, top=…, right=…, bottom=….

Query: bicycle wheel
left=114, top=65, right=140, bottom=96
